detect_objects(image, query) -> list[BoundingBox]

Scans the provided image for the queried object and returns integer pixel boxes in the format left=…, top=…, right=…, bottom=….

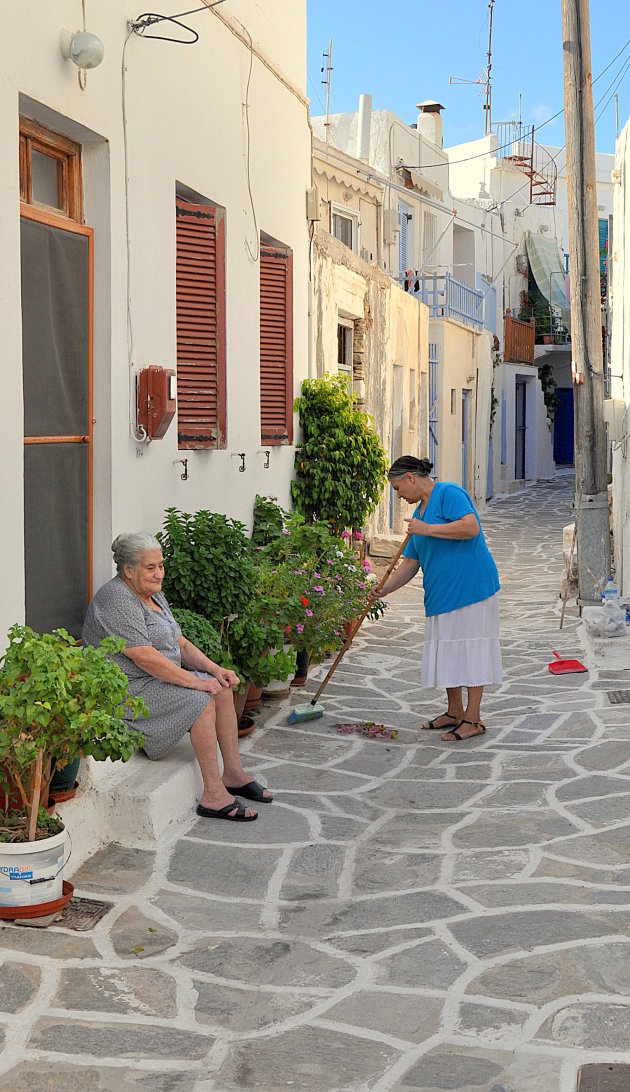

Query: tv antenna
left=321, top=38, right=333, bottom=142
left=449, top=0, right=495, bottom=136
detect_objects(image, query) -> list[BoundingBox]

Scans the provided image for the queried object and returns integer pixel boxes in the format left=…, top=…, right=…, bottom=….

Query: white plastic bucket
left=0, top=827, right=66, bottom=907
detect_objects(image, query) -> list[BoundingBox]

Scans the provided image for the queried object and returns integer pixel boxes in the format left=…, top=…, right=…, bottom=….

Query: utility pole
left=561, top=0, right=610, bottom=604
left=484, top=0, right=495, bottom=136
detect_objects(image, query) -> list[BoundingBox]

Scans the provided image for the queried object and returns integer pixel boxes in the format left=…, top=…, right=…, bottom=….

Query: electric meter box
left=137, top=365, right=176, bottom=439
left=603, top=398, right=626, bottom=442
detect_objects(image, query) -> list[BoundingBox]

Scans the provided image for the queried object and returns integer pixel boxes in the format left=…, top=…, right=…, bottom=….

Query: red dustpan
left=548, top=649, right=587, bottom=675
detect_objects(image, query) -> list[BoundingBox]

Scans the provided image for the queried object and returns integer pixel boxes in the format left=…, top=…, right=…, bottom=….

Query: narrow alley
left=4, top=475, right=630, bottom=1092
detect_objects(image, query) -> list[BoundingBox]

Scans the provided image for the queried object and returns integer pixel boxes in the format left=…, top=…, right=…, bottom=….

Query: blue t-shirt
left=402, top=481, right=500, bottom=617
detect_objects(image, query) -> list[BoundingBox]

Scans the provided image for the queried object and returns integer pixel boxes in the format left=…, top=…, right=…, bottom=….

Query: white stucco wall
left=609, top=119, right=630, bottom=592
left=312, top=231, right=429, bottom=540
left=1, top=1, right=310, bottom=640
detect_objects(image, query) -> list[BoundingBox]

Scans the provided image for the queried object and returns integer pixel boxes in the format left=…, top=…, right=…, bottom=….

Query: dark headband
left=388, top=455, right=434, bottom=478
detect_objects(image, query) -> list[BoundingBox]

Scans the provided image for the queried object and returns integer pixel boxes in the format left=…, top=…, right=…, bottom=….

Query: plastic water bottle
left=602, top=577, right=619, bottom=603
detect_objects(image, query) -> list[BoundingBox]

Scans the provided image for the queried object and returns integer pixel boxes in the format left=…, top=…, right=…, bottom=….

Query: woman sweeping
left=372, top=456, right=501, bottom=742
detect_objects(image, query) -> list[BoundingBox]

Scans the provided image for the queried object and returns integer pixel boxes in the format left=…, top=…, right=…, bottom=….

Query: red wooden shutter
left=176, top=198, right=226, bottom=449
left=260, top=245, right=293, bottom=445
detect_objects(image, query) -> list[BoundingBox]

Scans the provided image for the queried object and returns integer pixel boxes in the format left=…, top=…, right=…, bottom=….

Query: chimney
left=416, top=100, right=444, bottom=149
left=356, top=93, right=372, bottom=162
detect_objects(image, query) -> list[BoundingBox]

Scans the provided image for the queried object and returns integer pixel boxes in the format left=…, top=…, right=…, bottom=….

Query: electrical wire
left=594, top=54, right=630, bottom=128
left=243, top=26, right=260, bottom=263
left=393, top=35, right=630, bottom=172
left=121, top=28, right=148, bottom=443
left=131, top=1, right=227, bottom=43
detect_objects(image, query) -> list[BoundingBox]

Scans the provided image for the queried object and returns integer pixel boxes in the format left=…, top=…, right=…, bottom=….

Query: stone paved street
left=4, top=474, right=630, bottom=1091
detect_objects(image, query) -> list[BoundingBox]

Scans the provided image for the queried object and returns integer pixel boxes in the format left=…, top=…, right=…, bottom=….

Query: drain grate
left=577, top=1063, right=630, bottom=1090
left=607, top=690, right=630, bottom=704
left=60, top=896, right=113, bottom=931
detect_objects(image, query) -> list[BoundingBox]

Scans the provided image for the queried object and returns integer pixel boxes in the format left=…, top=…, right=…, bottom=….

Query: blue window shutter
left=398, top=203, right=408, bottom=272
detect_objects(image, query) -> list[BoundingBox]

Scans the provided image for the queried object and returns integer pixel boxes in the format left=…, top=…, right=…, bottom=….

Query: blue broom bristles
left=287, top=703, right=325, bottom=724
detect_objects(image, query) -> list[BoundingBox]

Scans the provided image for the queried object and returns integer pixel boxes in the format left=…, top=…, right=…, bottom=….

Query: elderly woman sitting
left=82, top=532, right=272, bottom=822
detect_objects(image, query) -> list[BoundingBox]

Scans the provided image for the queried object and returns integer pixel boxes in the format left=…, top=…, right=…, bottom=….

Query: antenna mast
left=484, top=0, right=495, bottom=136
left=322, top=39, right=333, bottom=143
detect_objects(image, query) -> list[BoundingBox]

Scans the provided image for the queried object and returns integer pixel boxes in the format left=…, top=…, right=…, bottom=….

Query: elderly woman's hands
left=192, top=675, right=225, bottom=696
left=212, top=667, right=240, bottom=689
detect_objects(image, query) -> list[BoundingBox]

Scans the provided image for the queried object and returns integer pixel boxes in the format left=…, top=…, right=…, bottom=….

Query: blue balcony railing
left=396, top=271, right=484, bottom=332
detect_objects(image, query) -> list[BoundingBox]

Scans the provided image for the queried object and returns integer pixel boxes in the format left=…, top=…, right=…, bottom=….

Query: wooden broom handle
left=311, top=534, right=412, bottom=705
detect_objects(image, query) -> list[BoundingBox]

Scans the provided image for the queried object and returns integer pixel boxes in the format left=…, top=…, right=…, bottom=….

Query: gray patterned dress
left=82, top=576, right=211, bottom=760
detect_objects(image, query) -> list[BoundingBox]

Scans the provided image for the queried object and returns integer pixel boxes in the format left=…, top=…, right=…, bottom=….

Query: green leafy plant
left=259, top=508, right=381, bottom=662
left=159, top=509, right=296, bottom=688
left=251, top=494, right=287, bottom=547
left=157, top=509, right=256, bottom=630
left=0, top=625, right=146, bottom=842
left=538, top=361, right=561, bottom=420
left=170, top=609, right=223, bottom=663
left=291, top=374, right=389, bottom=534
left=519, top=288, right=552, bottom=342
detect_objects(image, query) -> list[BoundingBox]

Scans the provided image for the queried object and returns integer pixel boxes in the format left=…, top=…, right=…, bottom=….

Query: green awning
left=524, top=230, right=570, bottom=327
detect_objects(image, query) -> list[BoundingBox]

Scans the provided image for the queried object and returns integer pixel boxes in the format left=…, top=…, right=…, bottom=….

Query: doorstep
left=56, top=736, right=204, bottom=876
left=580, top=620, right=630, bottom=671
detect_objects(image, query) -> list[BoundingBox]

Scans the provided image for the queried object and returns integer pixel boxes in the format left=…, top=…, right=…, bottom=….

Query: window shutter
left=176, top=198, right=226, bottom=449
left=398, top=203, right=408, bottom=271
left=260, top=245, right=293, bottom=445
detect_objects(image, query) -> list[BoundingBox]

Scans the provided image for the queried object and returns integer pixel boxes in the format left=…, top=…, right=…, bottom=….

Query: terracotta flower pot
left=244, top=683, right=263, bottom=712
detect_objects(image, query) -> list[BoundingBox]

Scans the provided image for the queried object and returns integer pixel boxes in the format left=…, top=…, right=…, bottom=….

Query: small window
left=19, top=118, right=82, bottom=221
left=337, top=321, right=353, bottom=392
left=332, top=210, right=357, bottom=252
left=451, top=389, right=457, bottom=414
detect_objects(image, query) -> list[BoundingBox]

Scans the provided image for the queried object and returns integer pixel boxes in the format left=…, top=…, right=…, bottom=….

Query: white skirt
left=421, top=593, right=502, bottom=689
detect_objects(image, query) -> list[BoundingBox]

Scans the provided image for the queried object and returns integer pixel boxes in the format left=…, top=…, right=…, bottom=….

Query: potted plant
left=0, top=624, right=146, bottom=915
left=291, top=374, right=389, bottom=535
left=159, top=507, right=298, bottom=698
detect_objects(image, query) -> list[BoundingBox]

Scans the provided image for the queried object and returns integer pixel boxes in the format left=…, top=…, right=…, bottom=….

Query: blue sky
left=307, top=0, right=630, bottom=155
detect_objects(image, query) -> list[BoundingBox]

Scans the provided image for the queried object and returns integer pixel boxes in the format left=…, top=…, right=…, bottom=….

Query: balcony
left=505, top=310, right=535, bottom=364
left=397, top=271, right=484, bottom=332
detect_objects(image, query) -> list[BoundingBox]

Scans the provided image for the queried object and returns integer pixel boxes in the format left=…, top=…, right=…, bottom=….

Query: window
left=332, top=209, right=357, bottom=252
left=422, top=210, right=438, bottom=268
left=337, top=321, right=353, bottom=392
left=19, top=117, right=82, bottom=221
left=399, top=202, right=412, bottom=273
left=450, top=389, right=457, bottom=415
left=260, top=242, right=293, bottom=445
left=175, top=197, right=226, bottom=449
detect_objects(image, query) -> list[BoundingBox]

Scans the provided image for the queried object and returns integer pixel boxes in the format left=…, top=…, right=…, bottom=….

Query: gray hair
left=112, top=532, right=162, bottom=575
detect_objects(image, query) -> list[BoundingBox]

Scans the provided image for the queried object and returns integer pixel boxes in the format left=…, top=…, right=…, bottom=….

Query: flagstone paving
left=4, top=473, right=630, bottom=1090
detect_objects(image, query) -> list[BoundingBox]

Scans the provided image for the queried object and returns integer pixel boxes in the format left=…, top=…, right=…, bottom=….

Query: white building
left=313, top=98, right=497, bottom=511
left=448, top=127, right=614, bottom=494
left=1, top=1, right=311, bottom=643
left=608, top=118, right=630, bottom=592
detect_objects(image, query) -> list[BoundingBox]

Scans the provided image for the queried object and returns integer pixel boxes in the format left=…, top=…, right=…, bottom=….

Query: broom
left=287, top=534, right=412, bottom=724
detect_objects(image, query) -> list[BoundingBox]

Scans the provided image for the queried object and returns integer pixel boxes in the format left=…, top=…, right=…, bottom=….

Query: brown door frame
left=20, top=202, right=94, bottom=599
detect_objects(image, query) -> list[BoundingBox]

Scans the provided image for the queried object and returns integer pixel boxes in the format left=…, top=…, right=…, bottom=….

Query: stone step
left=57, top=738, right=203, bottom=877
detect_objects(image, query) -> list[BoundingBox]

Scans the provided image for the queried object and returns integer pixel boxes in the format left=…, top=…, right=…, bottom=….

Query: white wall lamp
left=60, top=29, right=105, bottom=70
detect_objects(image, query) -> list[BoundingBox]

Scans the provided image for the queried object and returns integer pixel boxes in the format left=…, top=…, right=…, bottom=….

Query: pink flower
left=282, top=529, right=291, bottom=535
left=313, top=585, right=324, bottom=594
left=314, top=571, right=321, bottom=578
left=305, top=608, right=313, bottom=617
left=297, top=623, right=304, bottom=634
left=359, top=583, right=366, bottom=589
left=326, top=559, right=334, bottom=564
left=361, top=560, right=371, bottom=571
left=341, top=530, right=351, bottom=540
left=353, top=531, right=363, bottom=541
